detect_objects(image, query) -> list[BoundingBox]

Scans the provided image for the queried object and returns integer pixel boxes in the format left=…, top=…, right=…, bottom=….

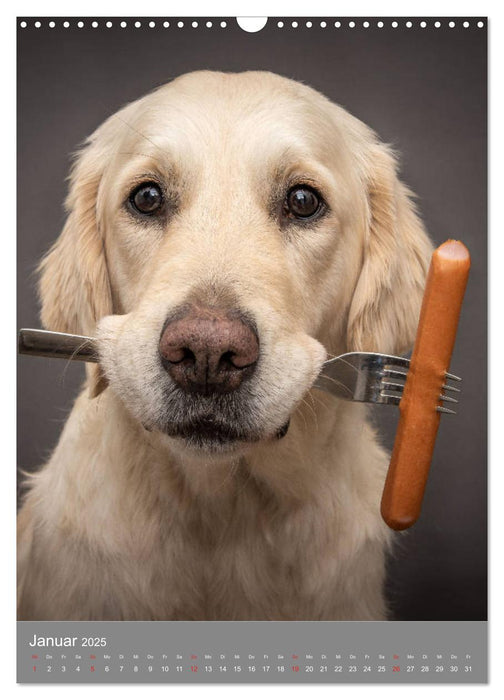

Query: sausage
left=380, top=240, right=471, bottom=530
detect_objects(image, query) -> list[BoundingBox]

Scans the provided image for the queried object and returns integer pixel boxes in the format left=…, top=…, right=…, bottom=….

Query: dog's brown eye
left=130, top=182, right=163, bottom=215
left=284, top=186, right=322, bottom=220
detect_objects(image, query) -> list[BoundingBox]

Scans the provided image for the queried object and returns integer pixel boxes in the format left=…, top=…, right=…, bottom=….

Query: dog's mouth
left=145, top=377, right=293, bottom=453
left=159, top=415, right=291, bottom=453
left=97, top=309, right=325, bottom=457
left=165, top=416, right=257, bottom=447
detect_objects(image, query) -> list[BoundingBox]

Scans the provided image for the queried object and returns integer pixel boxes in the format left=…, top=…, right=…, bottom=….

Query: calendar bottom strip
left=18, top=620, right=487, bottom=683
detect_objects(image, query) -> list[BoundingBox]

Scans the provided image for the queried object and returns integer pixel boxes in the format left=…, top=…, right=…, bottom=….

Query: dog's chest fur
left=18, top=389, right=391, bottom=621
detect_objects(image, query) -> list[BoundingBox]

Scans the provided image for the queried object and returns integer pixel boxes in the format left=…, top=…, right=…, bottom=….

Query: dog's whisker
left=306, top=389, right=318, bottom=411
left=305, top=390, right=324, bottom=430
left=298, top=396, right=320, bottom=434
left=295, top=402, right=311, bottom=433
left=323, top=358, right=366, bottom=381
left=298, top=395, right=317, bottom=423
left=59, top=338, right=95, bottom=385
left=306, top=389, right=332, bottom=413
left=306, top=397, right=333, bottom=425
left=117, top=151, right=167, bottom=167
left=316, top=372, right=355, bottom=396
left=211, top=460, right=239, bottom=496
left=113, top=113, right=162, bottom=152
left=233, top=461, right=255, bottom=498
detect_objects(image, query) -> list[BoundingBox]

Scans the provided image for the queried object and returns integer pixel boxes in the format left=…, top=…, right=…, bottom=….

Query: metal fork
left=18, top=328, right=98, bottom=363
left=18, top=329, right=462, bottom=414
left=313, top=351, right=461, bottom=415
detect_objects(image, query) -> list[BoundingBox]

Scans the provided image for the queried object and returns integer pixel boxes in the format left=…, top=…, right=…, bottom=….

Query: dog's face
left=39, top=71, right=432, bottom=456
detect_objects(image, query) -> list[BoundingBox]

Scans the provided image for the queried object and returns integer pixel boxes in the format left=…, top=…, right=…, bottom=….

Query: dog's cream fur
left=18, top=71, right=432, bottom=620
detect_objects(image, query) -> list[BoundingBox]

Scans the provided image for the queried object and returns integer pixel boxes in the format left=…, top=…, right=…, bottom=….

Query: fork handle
left=18, top=328, right=98, bottom=362
left=380, top=240, right=470, bottom=530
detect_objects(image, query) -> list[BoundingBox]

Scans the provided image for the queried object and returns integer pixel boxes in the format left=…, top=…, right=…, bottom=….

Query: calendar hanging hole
left=237, top=17, right=268, bottom=33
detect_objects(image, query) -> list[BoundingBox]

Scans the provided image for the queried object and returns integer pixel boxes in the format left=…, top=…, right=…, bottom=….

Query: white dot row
left=279, top=19, right=485, bottom=29
left=19, top=19, right=486, bottom=30
left=19, top=20, right=228, bottom=29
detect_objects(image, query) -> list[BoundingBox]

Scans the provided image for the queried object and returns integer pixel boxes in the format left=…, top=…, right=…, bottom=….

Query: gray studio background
left=17, top=17, right=487, bottom=621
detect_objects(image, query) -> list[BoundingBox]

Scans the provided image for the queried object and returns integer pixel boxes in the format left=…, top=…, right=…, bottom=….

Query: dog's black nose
left=159, top=305, right=259, bottom=394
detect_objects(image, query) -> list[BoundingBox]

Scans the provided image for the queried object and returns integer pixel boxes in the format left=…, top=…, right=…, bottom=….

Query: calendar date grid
left=18, top=621, right=486, bottom=683
left=28, top=649, right=475, bottom=677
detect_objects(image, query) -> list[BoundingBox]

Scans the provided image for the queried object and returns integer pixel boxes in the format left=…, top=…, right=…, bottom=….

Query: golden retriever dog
left=17, top=71, right=432, bottom=620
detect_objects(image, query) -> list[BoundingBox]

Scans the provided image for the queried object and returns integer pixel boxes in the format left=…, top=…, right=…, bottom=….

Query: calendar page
left=17, top=15, right=487, bottom=684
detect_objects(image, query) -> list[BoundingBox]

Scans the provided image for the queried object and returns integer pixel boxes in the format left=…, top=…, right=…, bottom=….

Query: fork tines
left=379, top=362, right=408, bottom=406
left=437, top=372, right=462, bottom=415
left=380, top=363, right=462, bottom=415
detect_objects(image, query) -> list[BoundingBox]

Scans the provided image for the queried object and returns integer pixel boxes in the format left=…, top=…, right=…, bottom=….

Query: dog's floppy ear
left=347, top=143, right=433, bottom=355
left=38, top=133, right=113, bottom=396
